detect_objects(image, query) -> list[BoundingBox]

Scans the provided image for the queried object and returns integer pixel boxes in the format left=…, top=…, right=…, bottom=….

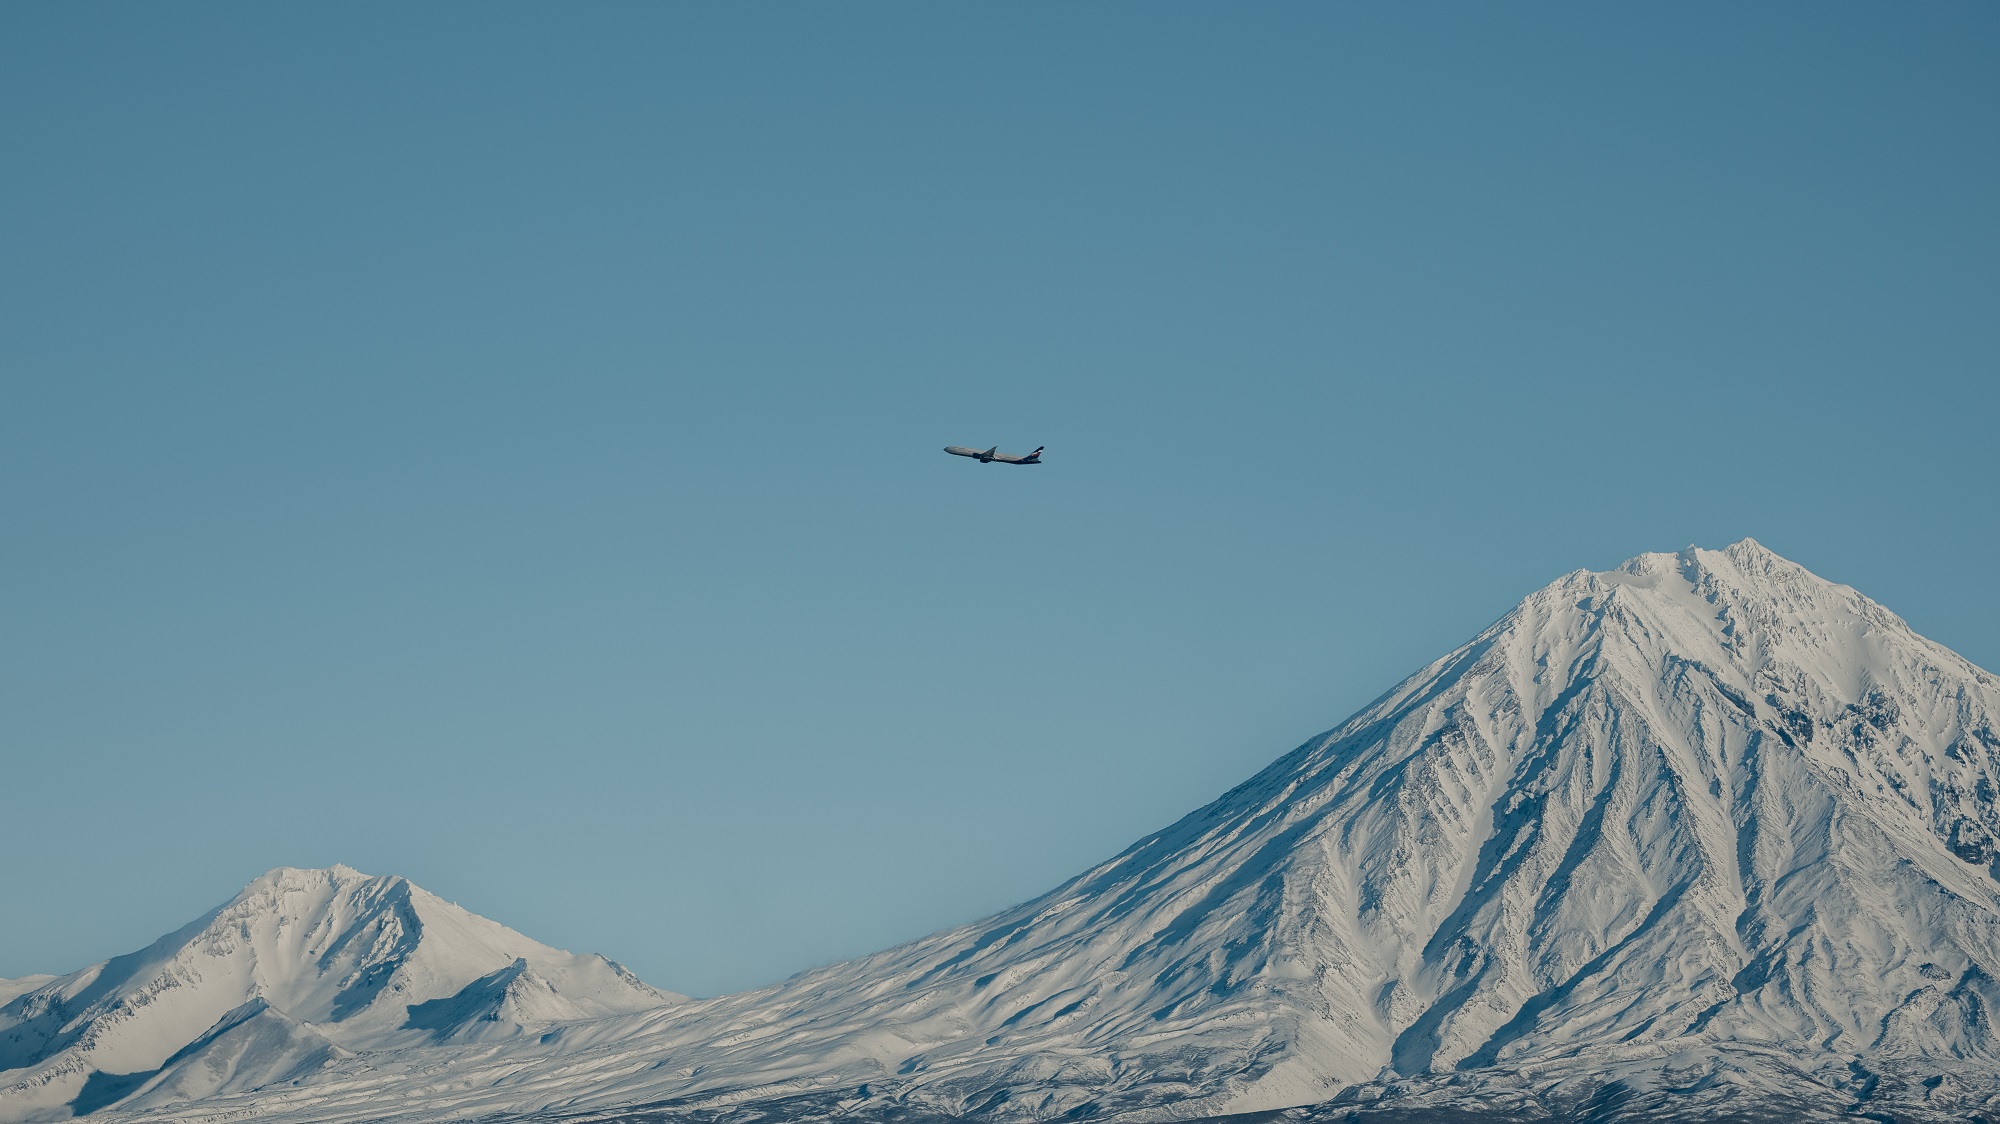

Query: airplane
left=944, top=444, right=1044, bottom=465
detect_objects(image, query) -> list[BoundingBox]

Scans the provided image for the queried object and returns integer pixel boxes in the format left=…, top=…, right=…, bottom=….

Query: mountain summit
left=0, top=866, right=678, bottom=1121
left=19, top=540, right=2000, bottom=1123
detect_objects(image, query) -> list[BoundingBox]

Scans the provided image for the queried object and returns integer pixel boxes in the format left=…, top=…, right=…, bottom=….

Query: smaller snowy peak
left=402, top=958, right=603, bottom=1042
left=171, top=864, right=679, bottom=1032
left=0, top=867, right=679, bottom=1122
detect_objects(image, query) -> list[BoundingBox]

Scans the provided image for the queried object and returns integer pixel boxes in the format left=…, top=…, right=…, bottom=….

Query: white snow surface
left=0, top=989, right=52, bottom=1015
left=14, top=539, right=2000, bottom=1122
left=0, top=866, right=679, bottom=1122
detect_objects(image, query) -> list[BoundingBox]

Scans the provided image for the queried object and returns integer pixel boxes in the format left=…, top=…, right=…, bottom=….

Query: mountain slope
left=105, top=1000, right=349, bottom=1116
left=49, top=539, right=2000, bottom=1123
left=0, top=989, right=50, bottom=1016
left=0, top=866, right=679, bottom=1121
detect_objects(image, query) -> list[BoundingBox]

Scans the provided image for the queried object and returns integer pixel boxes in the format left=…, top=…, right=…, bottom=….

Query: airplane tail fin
left=1026, top=446, right=1044, bottom=461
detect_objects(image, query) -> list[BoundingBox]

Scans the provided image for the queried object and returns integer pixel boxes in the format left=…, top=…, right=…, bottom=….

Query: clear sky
left=4, top=3, right=1995, bottom=998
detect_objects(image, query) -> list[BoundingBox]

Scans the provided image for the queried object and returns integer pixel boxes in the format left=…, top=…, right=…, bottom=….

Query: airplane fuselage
left=944, top=444, right=1043, bottom=465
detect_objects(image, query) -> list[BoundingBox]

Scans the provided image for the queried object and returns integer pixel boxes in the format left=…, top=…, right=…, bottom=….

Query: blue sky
left=4, top=3, right=1995, bottom=997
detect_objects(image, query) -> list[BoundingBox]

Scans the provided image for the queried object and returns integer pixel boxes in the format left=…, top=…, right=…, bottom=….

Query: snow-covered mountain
left=15, top=539, right=2000, bottom=1123
left=0, top=987, right=52, bottom=1015
left=0, top=866, right=679, bottom=1122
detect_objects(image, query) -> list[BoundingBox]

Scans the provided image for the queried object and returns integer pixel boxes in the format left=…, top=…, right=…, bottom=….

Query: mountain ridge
left=13, top=538, right=2000, bottom=1123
